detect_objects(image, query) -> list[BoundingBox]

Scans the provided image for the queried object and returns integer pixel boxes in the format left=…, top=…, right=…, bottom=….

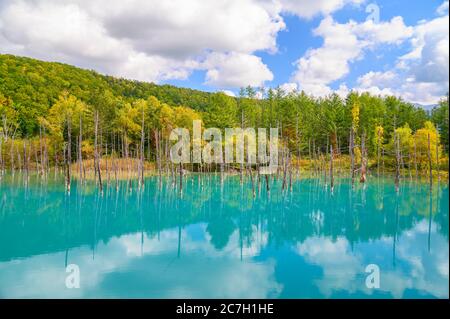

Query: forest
left=0, top=53, right=448, bottom=189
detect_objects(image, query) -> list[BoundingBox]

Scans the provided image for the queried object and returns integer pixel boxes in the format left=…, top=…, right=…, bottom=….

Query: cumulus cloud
left=397, top=11, right=449, bottom=103
left=203, top=52, right=274, bottom=88
left=355, top=70, right=446, bottom=104
left=355, top=16, right=413, bottom=45
left=279, top=82, right=298, bottom=94
left=0, top=0, right=284, bottom=88
left=356, top=6, right=449, bottom=104
left=291, top=15, right=412, bottom=97
left=291, top=19, right=357, bottom=96
left=404, top=15, right=449, bottom=84
left=355, top=70, right=397, bottom=96
left=98, top=0, right=285, bottom=58
left=357, top=71, right=397, bottom=88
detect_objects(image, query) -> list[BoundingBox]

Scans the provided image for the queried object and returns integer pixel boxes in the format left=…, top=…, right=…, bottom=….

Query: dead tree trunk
left=408, top=151, right=413, bottom=182
left=308, top=138, right=312, bottom=175
left=23, top=141, right=28, bottom=184
left=78, top=116, right=83, bottom=184
left=155, top=129, right=162, bottom=184
left=377, top=129, right=381, bottom=176
left=39, top=124, right=44, bottom=176
left=249, top=164, right=256, bottom=198
left=350, top=130, right=355, bottom=186
left=44, top=127, right=49, bottom=175
left=360, top=133, right=366, bottom=184
left=414, top=140, right=418, bottom=181
left=296, top=118, right=301, bottom=177
left=34, top=143, right=39, bottom=174
left=0, top=136, right=4, bottom=176
left=10, top=137, right=15, bottom=172
left=179, top=162, right=183, bottom=194
left=105, top=142, right=109, bottom=186
left=395, top=132, right=400, bottom=193
left=282, top=147, right=288, bottom=191
left=436, top=138, right=440, bottom=183
left=330, top=144, right=334, bottom=192
left=288, top=152, right=293, bottom=192
left=94, top=111, right=103, bottom=194
left=427, top=133, right=433, bottom=191
left=139, top=108, right=145, bottom=189
left=54, top=142, right=58, bottom=178
left=66, top=119, right=72, bottom=192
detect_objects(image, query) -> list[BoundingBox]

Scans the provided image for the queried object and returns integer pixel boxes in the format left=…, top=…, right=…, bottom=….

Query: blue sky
left=167, top=0, right=449, bottom=103
left=0, top=0, right=448, bottom=104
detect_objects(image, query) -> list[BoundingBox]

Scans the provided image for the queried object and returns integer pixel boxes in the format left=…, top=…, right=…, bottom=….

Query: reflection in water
left=0, top=173, right=448, bottom=298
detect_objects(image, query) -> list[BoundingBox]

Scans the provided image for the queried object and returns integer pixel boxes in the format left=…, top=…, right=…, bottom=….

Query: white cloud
left=291, top=16, right=412, bottom=97
left=404, top=15, right=449, bottom=84
left=97, top=0, right=285, bottom=57
left=295, top=220, right=449, bottom=298
left=437, top=1, right=449, bottom=15
left=355, top=86, right=395, bottom=98
left=297, top=236, right=361, bottom=297
left=279, top=82, right=298, bottom=94
left=335, top=83, right=351, bottom=97
left=355, top=70, right=446, bottom=104
left=0, top=0, right=284, bottom=87
left=355, top=17, right=413, bottom=45
left=221, top=90, right=237, bottom=97
left=0, top=1, right=125, bottom=63
left=357, top=71, right=397, bottom=89
left=396, top=82, right=447, bottom=105
left=203, top=52, right=274, bottom=88
left=278, top=0, right=364, bottom=19
left=357, top=10, right=449, bottom=104
left=0, top=225, right=281, bottom=298
left=291, top=17, right=362, bottom=96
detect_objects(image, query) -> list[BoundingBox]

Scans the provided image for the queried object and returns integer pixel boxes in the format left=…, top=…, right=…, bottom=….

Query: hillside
left=0, top=53, right=213, bottom=116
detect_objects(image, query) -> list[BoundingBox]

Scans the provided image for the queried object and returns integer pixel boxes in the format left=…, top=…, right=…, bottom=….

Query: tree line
left=0, top=54, right=448, bottom=183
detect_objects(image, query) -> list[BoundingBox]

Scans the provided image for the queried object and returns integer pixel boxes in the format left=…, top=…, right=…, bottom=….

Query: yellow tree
left=392, top=124, right=413, bottom=155
left=159, top=103, right=176, bottom=138
left=373, top=125, right=384, bottom=173
left=46, top=92, right=88, bottom=162
left=413, top=121, right=441, bottom=169
left=351, top=99, right=361, bottom=165
left=173, top=106, right=201, bottom=132
left=114, top=102, right=141, bottom=157
left=351, top=100, right=360, bottom=134
left=146, top=96, right=163, bottom=129
left=373, top=126, right=384, bottom=150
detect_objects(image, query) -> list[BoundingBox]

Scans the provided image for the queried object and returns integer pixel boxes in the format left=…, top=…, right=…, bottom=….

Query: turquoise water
left=0, top=173, right=448, bottom=299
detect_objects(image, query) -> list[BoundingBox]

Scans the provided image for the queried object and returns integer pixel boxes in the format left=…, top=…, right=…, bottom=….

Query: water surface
left=0, top=173, right=448, bottom=298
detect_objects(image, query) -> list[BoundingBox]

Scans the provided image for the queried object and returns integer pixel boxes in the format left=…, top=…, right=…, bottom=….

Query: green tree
left=432, top=95, right=449, bottom=153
